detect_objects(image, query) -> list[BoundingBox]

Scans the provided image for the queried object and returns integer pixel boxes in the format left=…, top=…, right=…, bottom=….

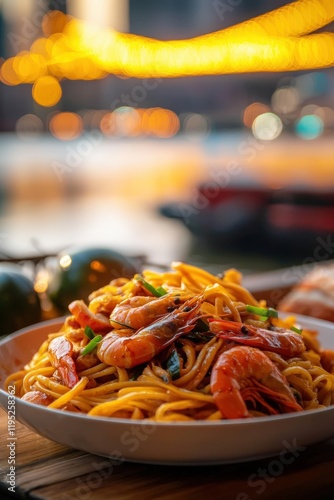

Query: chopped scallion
left=136, top=276, right=167, bottom=297
left=81, top=335, right=103, bottom=356
left=246, top=305, right=278, bottom=319
left=84, top=326, right=95, bottom=340
left=290, top=325, right=303, bottom=335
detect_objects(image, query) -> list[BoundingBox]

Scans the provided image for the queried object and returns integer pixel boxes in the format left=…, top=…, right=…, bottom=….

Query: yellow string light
left=0, top=0, right=333, bottom=106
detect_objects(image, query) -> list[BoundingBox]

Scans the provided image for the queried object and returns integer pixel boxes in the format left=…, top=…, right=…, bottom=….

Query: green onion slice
left=246, top=305, right=278, bottom=319
left=84, top=326, right=95, bottom=340
left=136, top=276, right=167, bottom=297
left=81, top=335, right=103, bottom=356
left=290, top=325, right=303, bottom=335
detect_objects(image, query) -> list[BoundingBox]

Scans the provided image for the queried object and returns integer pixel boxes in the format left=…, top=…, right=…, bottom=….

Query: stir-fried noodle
left=6, top=262, right=334, bottom=420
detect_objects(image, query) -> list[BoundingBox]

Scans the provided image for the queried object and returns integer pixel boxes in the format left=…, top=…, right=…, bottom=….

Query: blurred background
left=0, top=0, right=334, bottom=284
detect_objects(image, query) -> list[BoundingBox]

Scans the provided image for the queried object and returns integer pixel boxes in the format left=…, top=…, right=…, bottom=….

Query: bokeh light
left=0, top=58, right=21, bottom=85
left=182, top=113, right=210, bottom=136
left=314, top=106, right=334, bottom=127
left=99, top=107, right=179, bottom=137
left=300, top=104, right=319, bottom=117
left=271, top=86, right=300, bottom=114
left=252, top=112, right=283, bottom=140
left=49, top=112, right=83, bottom=140
left=243, top=102, right=270, bottom=128
left=295, top=114, right=324, bottom=139
left=42, top=10, right=71, bottom=37
left=148, top=108, right=179, bottom=137
left=59, top=255, right=72, bottom=269
left=114, top=107, right=141, bottom=137
left=32, top=75, right=62, bottom=107
left=16, top=114, right=44, bottom=139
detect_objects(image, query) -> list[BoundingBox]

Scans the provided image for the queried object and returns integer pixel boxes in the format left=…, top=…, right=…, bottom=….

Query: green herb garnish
left=81, top=335, right=103, bottom=355
left=290, top=325, right=303, bottom=335
left=246, top=305, right=278, bottom=319
left=136, top=276, right=167, bottom=297
left=84, top=326, right=95, bottom=340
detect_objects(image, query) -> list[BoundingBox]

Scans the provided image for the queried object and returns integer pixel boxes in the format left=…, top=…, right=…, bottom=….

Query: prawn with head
left=208, top=318, right=305, bottom=418
left=97, top=294, right=205, bottom=369
left=210, top=346, right=303, bottom=419
left=209, top=319, right=306, bottom=358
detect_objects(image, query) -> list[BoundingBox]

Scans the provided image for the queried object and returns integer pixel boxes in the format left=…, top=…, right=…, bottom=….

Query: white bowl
left=1, top=315, right=334, bottom=465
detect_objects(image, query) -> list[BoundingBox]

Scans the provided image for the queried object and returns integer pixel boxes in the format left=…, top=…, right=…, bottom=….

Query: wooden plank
left=0, top=409, right=68, bottom=470
left=29, top=447, right=334, bottom=500
left=2, top=406, right=334, bottom=500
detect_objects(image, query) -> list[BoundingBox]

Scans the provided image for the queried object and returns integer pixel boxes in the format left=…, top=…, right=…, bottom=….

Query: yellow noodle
left=48, top=377, right=89, bottom=409
left=178, top=341, right=196, bottom=376
left=5, top=261, right=334, bottom=421
left=5, top=370, right=29, bottom=391
left=182, top=339, right=223, bottom=390
left=80, top=366, right=117, bottom=380
left=155, top=400, right=211, bottom=420
left=23, top=367, right=55, bottom=392
left=204, top=285, right=241, bottom=322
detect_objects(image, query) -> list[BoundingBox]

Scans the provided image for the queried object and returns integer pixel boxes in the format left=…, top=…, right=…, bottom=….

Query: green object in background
left=47, top=247, right=141, bottom=313
left=0, top=263, right=41, bottom=336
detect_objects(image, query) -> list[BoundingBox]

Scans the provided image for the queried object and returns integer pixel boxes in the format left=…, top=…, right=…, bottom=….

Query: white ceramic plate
left=1, top=315, right=334, bottom=465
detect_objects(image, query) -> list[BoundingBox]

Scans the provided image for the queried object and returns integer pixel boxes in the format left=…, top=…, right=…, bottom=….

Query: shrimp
left=48, top=336, right=79, bottom=388
left=98, top=294, right=203, bottom=369
left=21, top=390, right=54, bottom=406
left=210, top=346, right=303, bottom=419
left=68, top=300, right=111, bottom=332
left=209, top=319, right=305, bottom=358
left=110, top=293, right=191, bottom=330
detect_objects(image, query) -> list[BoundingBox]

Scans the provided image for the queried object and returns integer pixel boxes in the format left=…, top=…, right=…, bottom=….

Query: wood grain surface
left=1, top=409, right=334, bottom=500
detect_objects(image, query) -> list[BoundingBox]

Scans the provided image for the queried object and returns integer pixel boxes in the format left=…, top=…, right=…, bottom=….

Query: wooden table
left=1, top=409, right=334, bottom=500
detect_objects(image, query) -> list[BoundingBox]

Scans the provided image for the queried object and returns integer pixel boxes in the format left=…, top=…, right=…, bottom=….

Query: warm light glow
left=90, top=260, right=107, bottom=272
left=42, top=11, right=70, bottom=37
left=99, top=107, right=179, bottom=137
left=67, top=0, right=129, bottom=31
left=49, top=112, right=83, bottom=140
left=59, top=254, right=72, bottom=269
left=1, top=0, right=334, bottom=106
left=34, top=277, right=49, bottom=294
left=0, top=58, right=21, bottom=85
left=32, top=75, right=62, bottom=107
left=243, top=102, right=270, bottom=128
